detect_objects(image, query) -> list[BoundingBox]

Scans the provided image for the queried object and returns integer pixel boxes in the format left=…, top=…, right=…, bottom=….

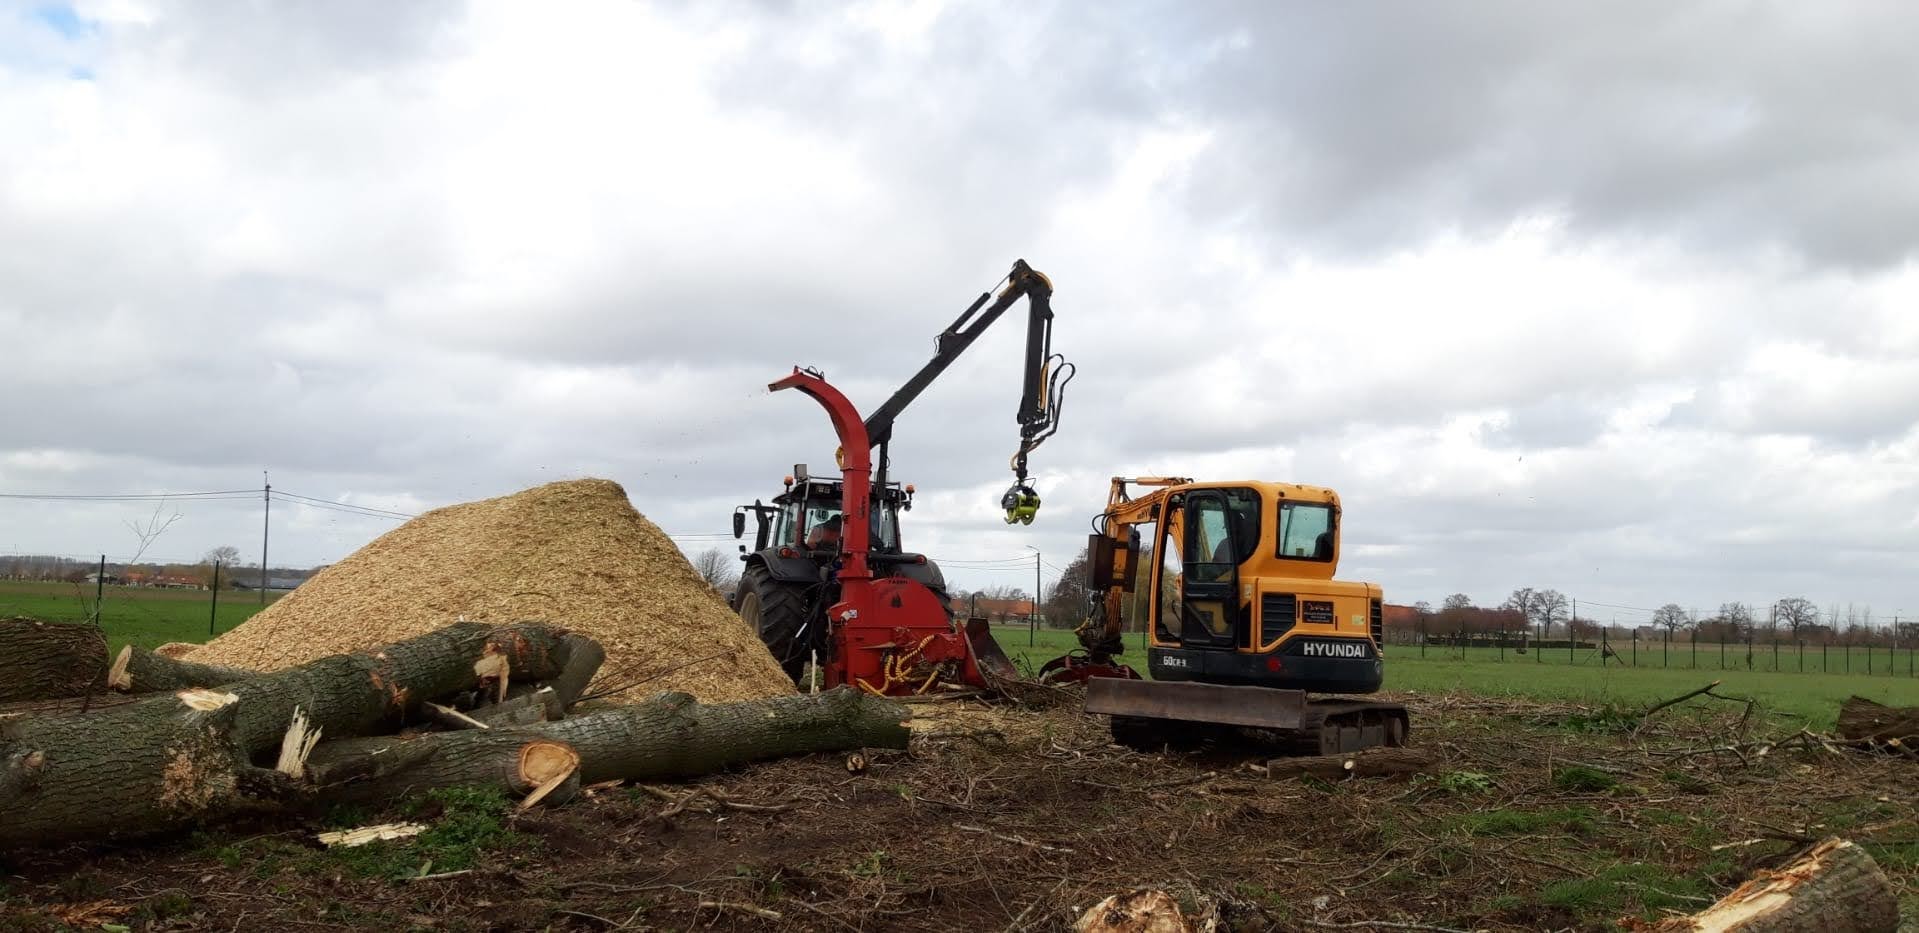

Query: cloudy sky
left=3, top=1, right=1916, bottom=624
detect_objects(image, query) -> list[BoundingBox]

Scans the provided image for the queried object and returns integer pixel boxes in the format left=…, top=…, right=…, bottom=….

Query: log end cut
left=1649, top=837, right=1900, bottom=933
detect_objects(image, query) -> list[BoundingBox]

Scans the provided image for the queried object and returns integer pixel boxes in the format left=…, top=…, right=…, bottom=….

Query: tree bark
left=308, top=733, right=582, bottom=806
left=0, top=622, right=586, bottom=850
left=0, top=688, right=301, bottom=849
left=107, top=644, right=257, bottom=693
left=472, top=687, right=564, bottom=727
left=1836, top=696, right=1918, bottom=747
left=0, top=618, right=109, bottom=702
left=304, top=687, right=909, bottom=803
left=1266, top=747, right=1433, bottom=780
left=1650, top=837, right=1899, bottom=933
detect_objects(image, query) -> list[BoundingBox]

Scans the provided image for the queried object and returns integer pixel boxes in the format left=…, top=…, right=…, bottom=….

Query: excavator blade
left=1084, top=678, right=1308, bottom=730
left=962, top=618, right=1021, bottom=681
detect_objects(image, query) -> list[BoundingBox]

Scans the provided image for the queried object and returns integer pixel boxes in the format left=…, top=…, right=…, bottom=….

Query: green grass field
left=992, top=624, right=1919, bottom=727
left=0, top=579, right=276, bottom=650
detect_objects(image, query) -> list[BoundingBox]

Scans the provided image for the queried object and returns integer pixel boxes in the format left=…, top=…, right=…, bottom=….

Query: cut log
left=107, top=644, right=257, bottom=693
left=0, top=617, right=109, bottom=702
left=1646, top=837, right=1899, bottom=933
left=1266, top=747, right=1434, bottom=780
left=0, top=621, right=586, bottom=850
left=471, top=687, right=565, bottom=727
left=0, top=687, right=301, bottom=849
left=1836, top=696, right=1918, bottom=748
left=304, top=686, right=909, bottom=803
left=307, top=733, right=583, bottom=807
left=1074, top=889, right=1216, bottom=933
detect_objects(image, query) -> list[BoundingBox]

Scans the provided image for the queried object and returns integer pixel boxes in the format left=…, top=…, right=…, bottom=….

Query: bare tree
left=1441, top=593, right=1474, bottom=612
left=203, top=545, right=242, bottom=566
left=1534, top=589, right=1570, bottom=633
left=691, top=548, right=740, bottom=593
left=1774, top=597, right=1819, bottom=637
left=1652, top=603, right=1690, bottom=635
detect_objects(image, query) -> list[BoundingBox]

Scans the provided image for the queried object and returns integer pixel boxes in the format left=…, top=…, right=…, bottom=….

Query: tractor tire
left=735, top=564, right=815, bottom=686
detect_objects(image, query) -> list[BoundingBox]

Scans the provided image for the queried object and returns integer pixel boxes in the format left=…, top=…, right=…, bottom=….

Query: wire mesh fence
left=1391, top=623, right=1919, bottom=676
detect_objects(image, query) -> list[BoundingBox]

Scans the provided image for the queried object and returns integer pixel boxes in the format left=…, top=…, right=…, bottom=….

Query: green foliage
left=1450, top=806, right=1595, bottom=837
left=849, top=850, right=892, bottom=878
left=1435, top=770, right=1495, bottom=795
left=1863, top=839, right=1919, bottom=871
left=1559, top=705, right=1640, bottom=735
left=1539, top=862, right=1709, bottom=920
left=1551, top=765, right=1619, bottom=793
left=327, top=786, right=528, bottom=879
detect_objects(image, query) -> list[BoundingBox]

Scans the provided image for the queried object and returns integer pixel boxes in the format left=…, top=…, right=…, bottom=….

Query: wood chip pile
left=189, top=479, right=793, bottom=702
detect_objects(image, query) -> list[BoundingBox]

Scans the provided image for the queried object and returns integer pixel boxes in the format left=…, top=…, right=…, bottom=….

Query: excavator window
left=1277, top=502, right=1335, bottom=561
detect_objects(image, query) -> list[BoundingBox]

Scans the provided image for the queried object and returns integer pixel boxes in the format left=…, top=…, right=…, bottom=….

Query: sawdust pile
left=190, top=479, right=793, bottom=703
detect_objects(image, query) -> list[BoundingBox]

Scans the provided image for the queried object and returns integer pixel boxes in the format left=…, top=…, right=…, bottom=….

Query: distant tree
left=1652, top=603, right=1690, bottom=635
left=1441, top=593, right=1474, bottom=612
left=1411, top=600, right=1432, bottom=617
left=1533, top=590, right=1570, bottom=633
left=1042, top=547, right=1092, bottom=627
left=1501, top=587, right=1537, bottom=618
left=1774, top=597, right=1819, bottom=636
left=202, top=545, right=242, bottom=567
left=691, top=548, right=740, bottom=593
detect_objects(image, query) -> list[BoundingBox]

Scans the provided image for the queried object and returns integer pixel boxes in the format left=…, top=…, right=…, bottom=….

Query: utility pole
left=1026, top=545, right=1040, bottom=647
left=208, top=560, right=221, bottom=637
left=259, top=471, right=271, bottom=605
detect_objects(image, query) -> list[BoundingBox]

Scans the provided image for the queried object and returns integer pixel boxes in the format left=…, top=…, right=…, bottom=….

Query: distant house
left=232, top=577, right=307, bottom=592
left=949, top=596, right=1034, bottom=622
left=83, top=572, right=123, bottom=585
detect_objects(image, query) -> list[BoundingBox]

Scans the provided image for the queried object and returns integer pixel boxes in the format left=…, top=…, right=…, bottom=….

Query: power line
left=270, top=490, right=415, bottom=520
left=0, top=490, right=258, bottom=501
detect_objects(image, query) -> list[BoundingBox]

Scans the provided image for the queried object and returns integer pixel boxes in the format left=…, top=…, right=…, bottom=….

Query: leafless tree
left=1533, top=589, right=1570, bottom=633
left=691, top=548, right=740, bottom=593
left=1774, top=597, right=1819, bottom=636
left=1441, top=593, right=1474, bottom=612
left=1652, top=603, right=1690, bottom=635
left=203, top=545, right=242, bottom=566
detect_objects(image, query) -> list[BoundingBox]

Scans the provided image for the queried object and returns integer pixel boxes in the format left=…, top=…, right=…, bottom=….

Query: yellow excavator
left=1054, top=477, right=1409, bottom=754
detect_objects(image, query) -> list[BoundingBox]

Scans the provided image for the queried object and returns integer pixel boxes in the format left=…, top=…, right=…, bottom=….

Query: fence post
left=1719, top=636, right=1726, bottom=670
left=1664, top=629, right=1670, bottom=668
left=1420, top=618, right=1426, bottom=658
left=1601, top=628, right=1610, bottom=667
left=207, top=560, right=222, bottom=637
left=1845, top=642, right=1850, bottom=674
left=1823, top=640, right=1828, bottom=674
left=1798, top=640, right=1804, bottom=673
left=1690, top=631, right=1696, bottom=669
left=1771, top=635, right=1779, bottom=672
left=1631, top=630, right=1637, bottom=666
left=1868, top=643, right=1873, bottom=675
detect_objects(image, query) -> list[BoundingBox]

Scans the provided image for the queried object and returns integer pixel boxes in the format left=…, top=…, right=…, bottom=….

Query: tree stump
left=1646, top=838, right=1899, bottom=933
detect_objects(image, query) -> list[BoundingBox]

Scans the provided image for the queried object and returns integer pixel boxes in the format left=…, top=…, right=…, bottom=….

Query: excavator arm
left=1037, top=476, right=1191, bottom=684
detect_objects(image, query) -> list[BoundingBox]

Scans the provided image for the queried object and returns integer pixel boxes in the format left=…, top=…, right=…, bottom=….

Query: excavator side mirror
left=732, top=511, right=746, bottom=539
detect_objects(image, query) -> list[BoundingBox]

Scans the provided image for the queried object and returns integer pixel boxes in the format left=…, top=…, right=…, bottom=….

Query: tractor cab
left=730, top=464, right=945, bottom=613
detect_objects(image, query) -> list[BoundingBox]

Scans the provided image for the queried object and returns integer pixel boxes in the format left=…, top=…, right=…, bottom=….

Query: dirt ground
left=2, top=690, right=1914, bottom=933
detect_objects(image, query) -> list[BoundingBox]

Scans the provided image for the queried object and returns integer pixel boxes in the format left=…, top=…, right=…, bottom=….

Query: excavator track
left=1089, top=679, right=1409, bottom=756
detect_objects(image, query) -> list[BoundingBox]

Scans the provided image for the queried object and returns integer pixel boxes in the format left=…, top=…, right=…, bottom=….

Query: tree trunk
left=0, top=618, right=109, bottom=702
left=1836, top=696, right=1918, bottom=747
left=0, top=622, right=586, bottom=850
left=305, top=687, right=909, bottom=802
left=1650, top=837, right=1899, bottom=933
left=107, top=644, right=257, bottom=693
left=472, top=687, right=565, bottom=727
left=0, top=688, right=300, bottom=849
left=308, top=732, right=582, bottom=806
left=1267, top=747, right=1434, bottom=780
